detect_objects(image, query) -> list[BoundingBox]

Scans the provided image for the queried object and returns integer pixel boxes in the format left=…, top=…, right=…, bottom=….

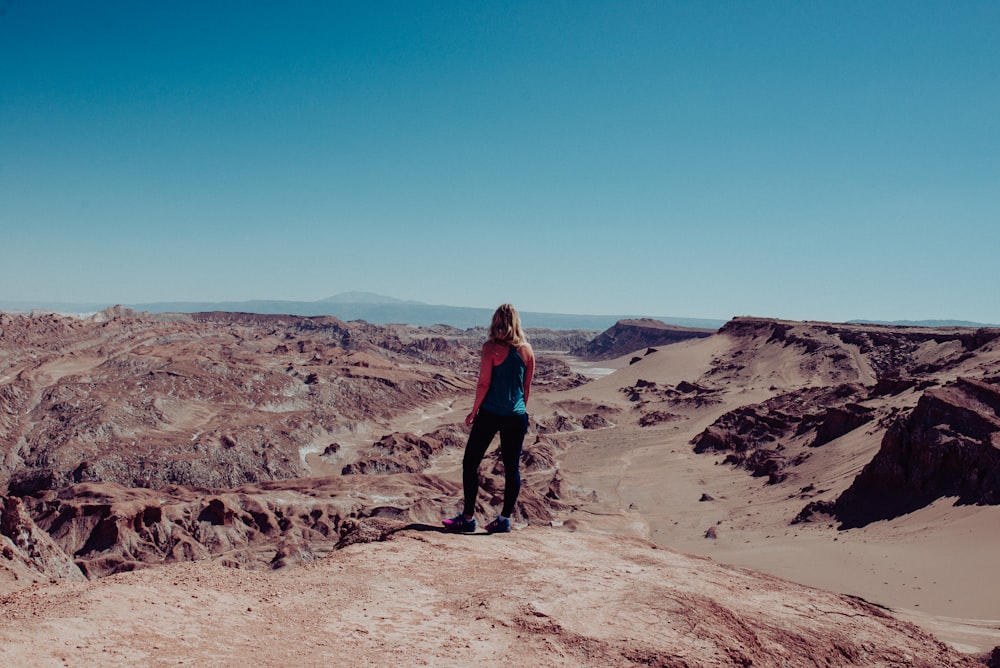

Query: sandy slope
left=525, top=330, right=1000, bottom=655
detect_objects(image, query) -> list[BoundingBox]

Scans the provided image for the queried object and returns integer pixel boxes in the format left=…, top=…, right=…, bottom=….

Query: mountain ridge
left=0, top=294, right=727, bottom=330
left=5, top=294, right=999, bottom=330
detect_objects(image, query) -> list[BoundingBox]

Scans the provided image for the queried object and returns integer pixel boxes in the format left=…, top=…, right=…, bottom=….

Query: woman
left=443, top=303, right=535, bottom=534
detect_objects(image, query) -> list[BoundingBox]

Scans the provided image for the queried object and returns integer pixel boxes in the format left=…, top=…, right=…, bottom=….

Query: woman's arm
left=466, top=342, right=495, bottom=426
left=521, top=343, right=535, bottom=407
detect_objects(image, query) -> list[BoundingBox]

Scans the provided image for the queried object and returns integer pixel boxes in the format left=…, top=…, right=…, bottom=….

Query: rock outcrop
left=620, top=378, right=722, bottom=407
left=690, top=318, right=1000, bottom=525
left=572, top=319, right=715, bottom=360
left=13, top=475, right=461, bottom=580
left=691, top=384, right=873, bottom=483
left=341, top=427, right=465, bottom=475
left=0, top=528, right=981, bottom=667
left=832, top=377, right=1000, bottom=528
left=4, top=430, right=566, bottom=583
left=719, top=317, right=1000, bottom=384
left=1, top=495, right=86, bottom=586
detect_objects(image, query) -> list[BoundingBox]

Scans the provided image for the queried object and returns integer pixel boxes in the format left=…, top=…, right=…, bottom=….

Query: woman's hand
left=465, top=411, right=477, bottom=427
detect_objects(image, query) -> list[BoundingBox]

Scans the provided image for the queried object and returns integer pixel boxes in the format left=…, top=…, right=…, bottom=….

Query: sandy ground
left=554, top=414, right=1000, bottom=647
left=531, top=337, right=1000, bottom=655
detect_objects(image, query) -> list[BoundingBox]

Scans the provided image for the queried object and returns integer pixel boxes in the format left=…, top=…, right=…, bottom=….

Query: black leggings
left=463, top=410, right=529, bottom=517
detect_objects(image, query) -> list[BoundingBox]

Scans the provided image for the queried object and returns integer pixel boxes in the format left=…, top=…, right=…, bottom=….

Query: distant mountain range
left=847, top=319, right=1000, bottom=328
left=4, top=293, right=996, bottom=330
left=0, top=292, right=728, bottom=331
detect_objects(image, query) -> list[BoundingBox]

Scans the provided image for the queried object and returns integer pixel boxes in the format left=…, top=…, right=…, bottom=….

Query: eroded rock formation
left=0, top=309, right=587, bottom=494
left=572, top=319, right=715, bottom=360
left=832, top=376, right=1000, bottom=528
left=1, top=495, right=86, bottom=585
left=691, top=384, right=873, bottom=483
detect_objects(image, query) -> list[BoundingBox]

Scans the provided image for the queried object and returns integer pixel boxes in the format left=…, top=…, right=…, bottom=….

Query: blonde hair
left=489, top=303, right=527, bottom=346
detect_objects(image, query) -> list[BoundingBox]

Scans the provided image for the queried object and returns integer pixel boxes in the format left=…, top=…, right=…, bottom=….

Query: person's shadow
left=397, top=522, right=446, bottom=533
left=394, top=522, right=489, bottom=537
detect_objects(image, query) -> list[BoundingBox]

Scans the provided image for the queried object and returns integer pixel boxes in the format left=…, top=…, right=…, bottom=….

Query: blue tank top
left=480, top=345, right=527, bottom=416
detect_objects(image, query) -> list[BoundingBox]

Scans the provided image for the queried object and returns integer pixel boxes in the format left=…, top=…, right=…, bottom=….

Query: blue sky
left=2, top=1, right=998, bottom=323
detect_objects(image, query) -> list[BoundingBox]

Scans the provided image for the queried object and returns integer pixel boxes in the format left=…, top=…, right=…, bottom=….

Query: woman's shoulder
left=482, top=340, right=506, bottom=357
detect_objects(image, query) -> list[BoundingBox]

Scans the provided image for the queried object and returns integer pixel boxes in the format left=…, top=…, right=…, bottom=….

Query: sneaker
left=442, top=514, right=477, bottom=533
left=484, top=515, right=511, bottom=534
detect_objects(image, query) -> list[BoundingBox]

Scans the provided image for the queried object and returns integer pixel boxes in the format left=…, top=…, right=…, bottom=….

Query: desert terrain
left=1, top=308, right=998, bottom=666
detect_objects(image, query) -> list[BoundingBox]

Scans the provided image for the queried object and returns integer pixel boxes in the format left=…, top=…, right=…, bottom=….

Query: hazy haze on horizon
left=2, top=2, right=997, bottom=323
